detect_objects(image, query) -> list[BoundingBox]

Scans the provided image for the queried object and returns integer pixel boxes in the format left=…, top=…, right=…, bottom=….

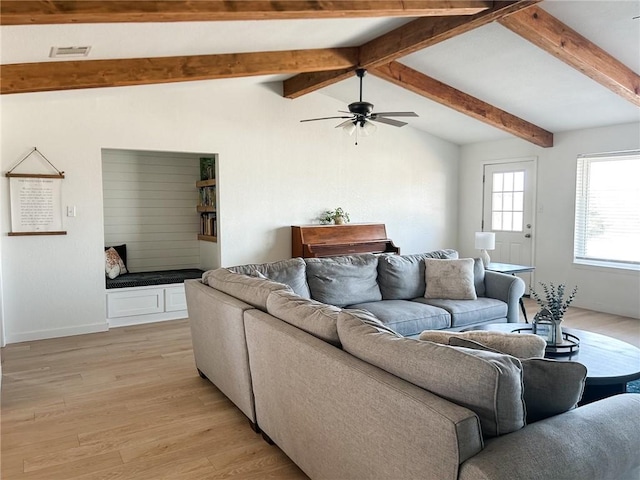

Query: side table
left=485, top=262, right=535, bottom=322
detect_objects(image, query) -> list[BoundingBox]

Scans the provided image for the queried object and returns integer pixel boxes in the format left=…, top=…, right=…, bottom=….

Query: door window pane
left=491, top=169, right=525, bottom=231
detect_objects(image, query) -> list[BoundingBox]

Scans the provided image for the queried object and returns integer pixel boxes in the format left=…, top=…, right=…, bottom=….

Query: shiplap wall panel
left=102, top=149, right=201, bottom=272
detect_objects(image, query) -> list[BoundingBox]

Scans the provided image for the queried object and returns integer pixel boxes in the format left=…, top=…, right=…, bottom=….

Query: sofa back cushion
left=377, top=250, right=459, bottom=300
left=337, top=310, right=526, bottom=438
left=203, top=268, right=292, bottom=311
left=228, top=257, right=311, bottom=298
left=266, top=290, right=342, bottom=347
left=305, top=254, right=381, bottom=307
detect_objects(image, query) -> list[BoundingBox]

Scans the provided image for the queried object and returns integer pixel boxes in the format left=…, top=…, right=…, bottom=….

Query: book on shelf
left=200, top=157, right=215, bottom=181
left=200, top=212, right=217, bottom=237
left=198, top=186, right=216, bottom=208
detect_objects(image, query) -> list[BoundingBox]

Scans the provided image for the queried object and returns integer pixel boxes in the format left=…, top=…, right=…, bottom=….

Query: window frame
left=573, top=150, right=640, bottom=272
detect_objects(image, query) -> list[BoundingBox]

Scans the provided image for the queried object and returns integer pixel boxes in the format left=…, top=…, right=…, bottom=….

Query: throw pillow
left=337, top=311, right=526, bottom=437
left=105, top=247, right=127, bottom=279
left=419, top=330, right=546, bottom=359
left=424, top=258, right=477, bottom=300
left=305, top=254, right=381, bottom=307
left=104, top=244, right=127, bottom=270
left=521, top=358, right=586, bottom=423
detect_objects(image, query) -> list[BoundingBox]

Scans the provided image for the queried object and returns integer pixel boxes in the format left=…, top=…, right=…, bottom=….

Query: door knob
left=526, top=224, right=532, bottom=229
left=524, top=233, right=531, bottom=238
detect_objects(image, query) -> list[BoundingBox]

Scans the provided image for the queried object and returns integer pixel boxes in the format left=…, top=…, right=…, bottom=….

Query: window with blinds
left=574, top=151, right=640, bottom=270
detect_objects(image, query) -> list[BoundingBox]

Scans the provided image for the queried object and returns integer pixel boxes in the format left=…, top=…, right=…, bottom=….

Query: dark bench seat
left=106, top=269, right=205, bottom=289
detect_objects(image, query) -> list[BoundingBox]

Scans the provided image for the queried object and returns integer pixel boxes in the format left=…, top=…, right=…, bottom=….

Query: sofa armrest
left=459, top=393, right=640, bottom=480
left=245, top=310, right=483, bottom=480
left=185, top=279, right=257, bottom=423
left=484, top=271, right=525, bottom=323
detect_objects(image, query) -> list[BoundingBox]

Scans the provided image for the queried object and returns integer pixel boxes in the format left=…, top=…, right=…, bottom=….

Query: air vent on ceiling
left=49, top=46, right=91, bottom=58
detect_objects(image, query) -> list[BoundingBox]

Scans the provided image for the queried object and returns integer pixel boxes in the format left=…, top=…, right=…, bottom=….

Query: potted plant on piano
left=320, top=207, right=350, bottom=225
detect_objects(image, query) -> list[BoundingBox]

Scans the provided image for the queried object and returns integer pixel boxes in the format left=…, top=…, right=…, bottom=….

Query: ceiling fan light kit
left=300, top=68, right=418, bottom=144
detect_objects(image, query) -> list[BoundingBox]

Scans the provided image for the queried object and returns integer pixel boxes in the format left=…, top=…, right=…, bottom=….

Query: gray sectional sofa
left=185, top=251, right=640, bottom=480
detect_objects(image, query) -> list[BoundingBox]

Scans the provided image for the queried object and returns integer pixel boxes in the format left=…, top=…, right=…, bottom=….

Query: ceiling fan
left=300, top=68, right=418, bottom=139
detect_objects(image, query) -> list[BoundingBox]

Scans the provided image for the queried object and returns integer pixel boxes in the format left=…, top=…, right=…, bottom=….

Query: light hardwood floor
left=1, top=301, right=638, bottom=479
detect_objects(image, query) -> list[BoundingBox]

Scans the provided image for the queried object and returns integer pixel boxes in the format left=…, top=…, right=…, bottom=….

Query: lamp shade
left=475, top=232, right=495, bottom=250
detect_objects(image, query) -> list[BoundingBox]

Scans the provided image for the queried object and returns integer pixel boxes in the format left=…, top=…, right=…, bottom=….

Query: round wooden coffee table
left=465, top=323, right=640, bottom=404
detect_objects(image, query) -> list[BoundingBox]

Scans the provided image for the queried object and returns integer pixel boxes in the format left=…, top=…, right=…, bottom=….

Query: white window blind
left=574, top=151, right=640, bottom=270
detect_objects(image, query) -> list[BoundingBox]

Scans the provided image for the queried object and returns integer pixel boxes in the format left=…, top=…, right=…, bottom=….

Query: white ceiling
left=1, top=1, right=639, bottom=146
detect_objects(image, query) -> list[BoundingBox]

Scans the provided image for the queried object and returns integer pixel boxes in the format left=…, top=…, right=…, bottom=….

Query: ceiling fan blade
left=300, top=116, right=352, bottom=123
left=369, top=116, right=408, bottom=127
left=372, top=112, right=419, bottom=117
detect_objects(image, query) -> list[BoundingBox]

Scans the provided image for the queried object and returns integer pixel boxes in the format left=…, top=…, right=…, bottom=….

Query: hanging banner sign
left=9, top=177, right=64, bottom=234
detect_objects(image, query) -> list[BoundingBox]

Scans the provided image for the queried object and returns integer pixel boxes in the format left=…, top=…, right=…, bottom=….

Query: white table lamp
left=475, top=232, right=495, bottom=267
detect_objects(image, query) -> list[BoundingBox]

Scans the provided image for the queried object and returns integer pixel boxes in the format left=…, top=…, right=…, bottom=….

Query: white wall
left=0, top=78, right=459, bottom=343
left=459, top=122, right=640, bottom=319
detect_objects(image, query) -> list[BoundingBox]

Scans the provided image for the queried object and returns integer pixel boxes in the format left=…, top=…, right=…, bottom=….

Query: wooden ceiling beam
left=500, top=6, right=640, bottom=107
left=0, top=48, right=358, bottom=95
left=371, top=61, right=554, bottom=147
left=0, top=1, right=491, bottom=25
left=283, top=0, right=540, bottom=98
left=360, top=0, right=540, bottom=68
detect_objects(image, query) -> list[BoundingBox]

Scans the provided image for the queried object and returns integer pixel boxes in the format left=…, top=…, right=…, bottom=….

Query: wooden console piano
left=291, top=223, right=400, bottom=258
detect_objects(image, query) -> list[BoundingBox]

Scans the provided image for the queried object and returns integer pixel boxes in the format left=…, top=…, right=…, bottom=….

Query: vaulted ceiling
left=1, top=1, right=639, bottom=147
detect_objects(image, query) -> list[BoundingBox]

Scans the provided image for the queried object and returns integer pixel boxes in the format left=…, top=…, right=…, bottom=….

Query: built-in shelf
left=198, top=234, right=217, bottom=243
left=196, top=179, right=216, bottom=188
left=197, top=205, right=216, bottom=213
left=197, top=174, right=217, bottom=241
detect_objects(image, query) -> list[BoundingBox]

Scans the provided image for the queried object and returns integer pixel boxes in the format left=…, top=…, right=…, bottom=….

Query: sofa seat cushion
left=203, top=268, right=293, bottom=311
left=266, top=290, right=341, bottom=347
left=228, top=257, right=310, bottom=298
left=347, top=300, right=450, bottom=336
left=337, top=310, right=526, bottom=438
left=415, top=297, right=507, bottom=328
left=305, top=254, right=381, bottom=307
left=377, top=250, right=459, bottom=300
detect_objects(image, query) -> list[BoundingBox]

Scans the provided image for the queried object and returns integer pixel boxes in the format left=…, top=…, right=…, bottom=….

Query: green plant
left=530, top=282, right=578, bottom=322
left=319, top=207, right=350, bottom=224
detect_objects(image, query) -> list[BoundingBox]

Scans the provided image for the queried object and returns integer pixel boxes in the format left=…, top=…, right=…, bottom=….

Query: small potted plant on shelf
left=319, top=207, right=350, bottom=225
left=531, top=282, right=578, bottom=345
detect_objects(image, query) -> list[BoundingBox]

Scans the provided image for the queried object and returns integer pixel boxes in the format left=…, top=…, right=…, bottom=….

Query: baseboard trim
left=6, top=322, right=109, bottom=344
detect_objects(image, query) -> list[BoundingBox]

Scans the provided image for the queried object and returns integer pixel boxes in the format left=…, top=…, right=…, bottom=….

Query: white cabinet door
left=107, top=288, right=164, bottom=318
left=165, top=285, right=187, bottom=312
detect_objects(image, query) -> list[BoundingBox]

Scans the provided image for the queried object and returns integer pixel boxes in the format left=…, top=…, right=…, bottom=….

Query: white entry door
left=482, top=160, right=536, bottom=288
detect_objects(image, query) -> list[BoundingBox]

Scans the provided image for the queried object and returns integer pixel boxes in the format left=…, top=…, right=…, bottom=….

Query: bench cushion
left=105, top=268, right=204, bottom=289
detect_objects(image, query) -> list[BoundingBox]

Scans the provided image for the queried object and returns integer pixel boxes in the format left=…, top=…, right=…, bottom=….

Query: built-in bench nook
left=102, top=148, right=219, bottom=328
left=105, top=269, right=204, bottom=327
